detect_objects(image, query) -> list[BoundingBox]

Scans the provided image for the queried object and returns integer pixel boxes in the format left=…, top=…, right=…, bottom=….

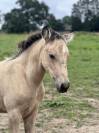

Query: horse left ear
left=42, top=25, right=51, bottom=42
left=63, top=33, right=74, bottom=44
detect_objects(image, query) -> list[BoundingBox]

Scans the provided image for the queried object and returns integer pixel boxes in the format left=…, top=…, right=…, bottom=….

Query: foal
left=0, top=26, right=73, bottom=133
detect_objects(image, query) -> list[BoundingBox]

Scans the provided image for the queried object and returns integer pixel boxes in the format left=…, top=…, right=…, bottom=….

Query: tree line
left=0, top=0, right=99, bottom=33
left=72, top=0, right=99, bottom=31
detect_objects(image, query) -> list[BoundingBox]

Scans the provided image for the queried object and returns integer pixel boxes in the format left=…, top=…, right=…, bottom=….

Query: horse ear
left=63, top=33, right=74, bottom=44
left=42, top=26, right=51, bottom=42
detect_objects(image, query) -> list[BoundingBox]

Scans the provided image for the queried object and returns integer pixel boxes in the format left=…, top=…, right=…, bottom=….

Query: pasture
left=0, top=32, right=99, bottom=132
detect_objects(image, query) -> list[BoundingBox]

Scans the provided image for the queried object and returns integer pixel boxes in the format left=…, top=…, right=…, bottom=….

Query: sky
left=0, top=0, right=78, bottom=18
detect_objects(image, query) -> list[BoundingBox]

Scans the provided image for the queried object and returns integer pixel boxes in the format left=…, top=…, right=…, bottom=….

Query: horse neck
left=17, top=39, right=45, bottom=87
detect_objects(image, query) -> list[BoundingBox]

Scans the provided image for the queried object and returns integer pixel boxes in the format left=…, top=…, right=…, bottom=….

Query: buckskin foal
left=0, top=26, right=73, bottom=133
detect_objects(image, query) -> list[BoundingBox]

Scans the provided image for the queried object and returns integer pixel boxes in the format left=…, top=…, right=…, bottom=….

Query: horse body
left=0, top=26, right=73, bottom=133
left=0, top=39, right=45, bottom=114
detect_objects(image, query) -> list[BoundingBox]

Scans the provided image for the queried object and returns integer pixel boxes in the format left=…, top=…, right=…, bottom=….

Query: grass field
left=0, top=32, right=99, bottom=132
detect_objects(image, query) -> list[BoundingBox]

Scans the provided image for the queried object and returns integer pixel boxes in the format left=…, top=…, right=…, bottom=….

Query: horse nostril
left=55, top=80, right=70, bottom=93
left=61, top=83, right=66, bottom=89
left=60, top=82, right=70, bottom=93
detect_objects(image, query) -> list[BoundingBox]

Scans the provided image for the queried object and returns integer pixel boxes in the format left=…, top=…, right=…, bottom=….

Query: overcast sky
left=0, top=0, right=78, bottom=18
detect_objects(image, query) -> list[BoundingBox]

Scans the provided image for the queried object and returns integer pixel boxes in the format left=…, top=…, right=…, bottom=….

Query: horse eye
left=49, top=54, right=55, bottom=59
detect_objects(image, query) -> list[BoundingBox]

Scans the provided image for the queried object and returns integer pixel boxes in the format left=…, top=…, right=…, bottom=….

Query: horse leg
left=23, top=84, right=44, bottom=133
left=23, top=105, right=38, bottom=133
left=8, top=108, right=21, bottom=133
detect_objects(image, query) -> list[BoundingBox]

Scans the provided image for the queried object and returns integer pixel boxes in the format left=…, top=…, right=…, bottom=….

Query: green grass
left=0, top=33, right=28, bottom=60
left=40, top=96, right=95, bottom=120
left=68, top=32, right=99, bottom=98
left=0, top=32, right=99, bottom=126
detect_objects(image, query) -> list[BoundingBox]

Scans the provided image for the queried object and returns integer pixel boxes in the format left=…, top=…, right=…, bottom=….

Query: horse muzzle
left=56, top=81, right=70, bottom=93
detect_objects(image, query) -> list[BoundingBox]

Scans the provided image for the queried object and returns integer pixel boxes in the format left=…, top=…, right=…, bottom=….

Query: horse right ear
left=63, top=33, right=74, bottom=44
left=42, top=26, right=51, bottom=42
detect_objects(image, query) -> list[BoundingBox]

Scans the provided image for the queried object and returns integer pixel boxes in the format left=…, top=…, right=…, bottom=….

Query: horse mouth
left=57, top=87, right=68, bottom=93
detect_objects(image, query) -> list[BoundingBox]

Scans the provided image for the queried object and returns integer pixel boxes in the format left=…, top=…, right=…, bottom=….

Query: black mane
left=12, top=29, right=63, bottom=59
left=18, top=32, right=42, bottom=52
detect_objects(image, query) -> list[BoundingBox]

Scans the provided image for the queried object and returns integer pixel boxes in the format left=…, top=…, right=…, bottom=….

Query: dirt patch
left=1, top=113, right=99, bottom=133
left=0, top=97, right=99, bottom=133
left=86, top=98, right=99, bottom=110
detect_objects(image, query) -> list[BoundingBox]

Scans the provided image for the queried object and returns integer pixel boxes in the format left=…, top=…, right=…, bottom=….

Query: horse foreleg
left=8, top=108, right=21, bottom=133
left=23, top=105, right=38, bottom=133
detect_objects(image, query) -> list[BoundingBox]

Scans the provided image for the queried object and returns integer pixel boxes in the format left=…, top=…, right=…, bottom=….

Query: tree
left=90, top=16, right=99, bottom=31
left=2, top=0, right=50, bottom=33
left=63, top=16, right=71, bottom=25
left=17, top=0, right=49, bottom=24
left=51, top=19, right=65, bottom=31
left=2, top=0, right=65, bottom=33
left=2, top=0, right=66, bottom=33
left=47, top=14, right=65, bottom=31
left=72, top=17, right=82, bottom=31
left=62, top=16, right=72, bottom=31
left=2, top=9, right=29, bottom=33
left=71, top=0, right=99, bottom=31
left=72, top=3, right=82, bottom=31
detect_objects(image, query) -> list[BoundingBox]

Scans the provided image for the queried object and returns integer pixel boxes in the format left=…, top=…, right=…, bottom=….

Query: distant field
left=0, top=32, right=99, bottom=132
